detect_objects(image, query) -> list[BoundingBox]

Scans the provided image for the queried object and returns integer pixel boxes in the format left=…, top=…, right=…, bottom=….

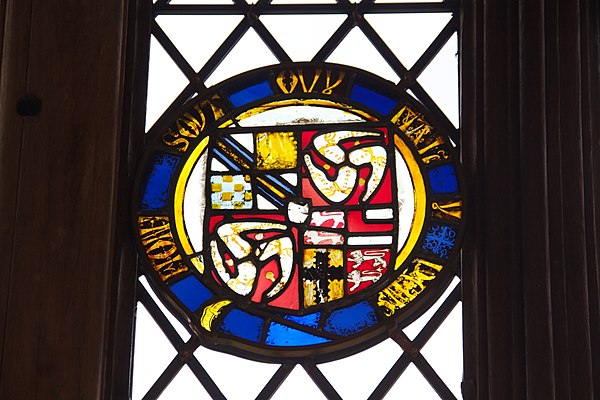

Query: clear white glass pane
left=421, top=301, right=463, bottom=399
left=204, top=28, right=279, bottom=87
left=260, top=14, right=346, bottom=61
left=326, top=27, right=400, bottom=83
left=156, top=15, right=244, bottom=71
left=403, top=276, right=460, bottom=340
left=146, top=36, right=190, bottom=130
left=271, top=366, right=328, bottom=400
left=131, top=303, right=178, bottom=400
left=417, top=32, right=459, bottom=127
left=319, top=338, right=402, bottom=399
left=193, top=346, right=279, bottom=399
left=139, top=276, right=192, bottom=341
left=364, top=13, right=452, bottom=69
left=406, top=88, right=419, bottom=101
left=385, top=363, right=442, bottom=399
left=158, top=366, right=212, bottom=400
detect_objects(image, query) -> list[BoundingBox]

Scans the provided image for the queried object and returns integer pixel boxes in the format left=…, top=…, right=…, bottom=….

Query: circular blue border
left=132, top=62, right=466, bottom=363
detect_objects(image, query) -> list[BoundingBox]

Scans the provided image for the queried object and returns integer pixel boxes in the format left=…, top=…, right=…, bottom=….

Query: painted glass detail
left=422, top=225, right=457, bottom=259
left=141, top=153, right=180, bottom=210
left=133, top=63, right=466, bottom=362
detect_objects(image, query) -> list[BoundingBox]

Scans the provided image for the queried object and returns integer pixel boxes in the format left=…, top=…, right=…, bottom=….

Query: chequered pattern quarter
left=210, top=174, right=252, bottom=209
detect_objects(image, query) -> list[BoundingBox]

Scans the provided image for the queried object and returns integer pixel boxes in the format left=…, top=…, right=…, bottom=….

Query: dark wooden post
left=461, top=0, right=600, bottom=398
left=0, top=0, right=149, bottom=398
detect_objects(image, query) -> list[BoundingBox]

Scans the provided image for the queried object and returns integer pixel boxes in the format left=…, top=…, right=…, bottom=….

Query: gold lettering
left=151, top=253, right=182, bottom=271
left=204, top=98, right=224, bottom=121
left=276, top=70, right=299, bottom=94
left=146, top=239, right=178, bottom=260
left=139, top=215, right=170, bottom=238
left=391, top=106, right=436, bottom=148
left=277, top=68, right=345, bottom=94
left=322, top=70, right=345, bottom=95
left=378, top=279, right=417, bottom=316
left=406, top=124, right=432, bottom=147
left=414, top=258, right=443, bottom=272
left=163, top=135, right=190, bottom=152
left=162, top=97, right=223, bottom=153
left=378, top=258, right=442, bottom=316
left=418, top=136, right=444, bottom=154
left=432, top=200, right=462, bottom=220
left=139, top=216, right=176, bottom=260
left=298, top=69, right=321, bottom=93
left=391, top=106, right=421, bottom=133
left=138, top=216, right=188, bottom=281
left=176, top=112, right=205, bottom=138
left=155, top=257, right=187, bottom=281
left=418, top=136, right=448, bottom=164
left=408, top=260, right=439, bottom=286
left=422, top=150, right=448, bottom=164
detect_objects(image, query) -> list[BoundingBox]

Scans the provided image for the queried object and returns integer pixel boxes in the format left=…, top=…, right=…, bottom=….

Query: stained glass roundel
left=133, top=63, right=465, bottom=362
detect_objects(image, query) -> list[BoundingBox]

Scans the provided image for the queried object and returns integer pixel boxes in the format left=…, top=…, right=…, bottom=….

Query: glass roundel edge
left=132, top=62, right=466, bottom=363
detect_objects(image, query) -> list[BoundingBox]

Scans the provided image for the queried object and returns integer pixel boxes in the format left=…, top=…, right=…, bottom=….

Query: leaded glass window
left=132, top=1, right=463, bottom=398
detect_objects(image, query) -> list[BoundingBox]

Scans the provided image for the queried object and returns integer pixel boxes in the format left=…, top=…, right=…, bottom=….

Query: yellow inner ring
left=174, top=136, right=208, bottom=255
left=393, top=134, right=426, bottom=269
